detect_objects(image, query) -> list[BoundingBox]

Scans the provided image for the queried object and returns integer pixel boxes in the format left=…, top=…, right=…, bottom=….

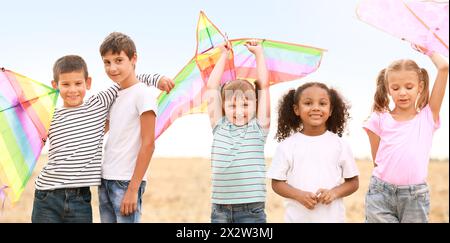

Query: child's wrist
left=425, top=49, right=434, bottom=57
left=127, top=181, right=141, bottom=191
left=253, top=51, right=263, bottom=56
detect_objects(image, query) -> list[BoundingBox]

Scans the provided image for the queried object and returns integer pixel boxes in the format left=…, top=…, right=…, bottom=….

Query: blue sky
left=1, top=0, right=448, bottom=159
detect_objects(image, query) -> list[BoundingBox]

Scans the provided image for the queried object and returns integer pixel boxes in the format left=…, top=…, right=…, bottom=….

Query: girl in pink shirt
left=363, top=45, right=448, bottom=223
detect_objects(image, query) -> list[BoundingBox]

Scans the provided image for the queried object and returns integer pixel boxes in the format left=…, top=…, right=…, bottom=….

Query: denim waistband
left=213, top=202, right=264, bottom=210
left=370, top=176, right=428, bottom=195
left=37, top=187, right=90, bottom=194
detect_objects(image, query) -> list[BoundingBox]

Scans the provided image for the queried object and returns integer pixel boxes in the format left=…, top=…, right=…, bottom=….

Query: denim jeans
left=365, top=176, right=430, bottom=223
left=211, top=202, right=266, bottom=223
left=98, top=179, right=146, bottom=223
left=31, top=187, right=92, bottom=223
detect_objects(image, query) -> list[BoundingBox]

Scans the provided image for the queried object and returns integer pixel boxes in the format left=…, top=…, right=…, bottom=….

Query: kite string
left=223, top=32, right=236, bottom=81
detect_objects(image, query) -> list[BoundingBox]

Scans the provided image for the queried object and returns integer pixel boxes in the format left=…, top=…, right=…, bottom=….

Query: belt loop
left=409, top=185, right=415, bottom=196
left=382, top=178, right=386, bottom=191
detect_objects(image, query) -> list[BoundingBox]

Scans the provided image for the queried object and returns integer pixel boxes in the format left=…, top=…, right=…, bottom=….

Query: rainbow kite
left=0, top=68, right=58, bottom=203
left=357, top=0, right=449, bottom=57
left=155, top=11, right=326, bottom=139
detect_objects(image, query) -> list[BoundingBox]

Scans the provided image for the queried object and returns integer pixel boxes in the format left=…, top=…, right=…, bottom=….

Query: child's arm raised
left=246, top=40, right=270, bottom=130
left=206, top=43, right=231, bottom=128
left=427, top=52, right=449, bottom=123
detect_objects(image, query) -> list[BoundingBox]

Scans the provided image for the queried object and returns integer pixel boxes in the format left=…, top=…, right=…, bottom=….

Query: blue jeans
left=98, top=179, right=146, bottom=223
left=211, top=202, right=266, bottom=223
left=365, top=176, right=430, bottom=223
left=31, top=187, right=92, bottom=223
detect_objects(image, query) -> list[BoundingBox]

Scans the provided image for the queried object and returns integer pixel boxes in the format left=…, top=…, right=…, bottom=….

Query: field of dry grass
left=1, top=156, right=448, bottom=223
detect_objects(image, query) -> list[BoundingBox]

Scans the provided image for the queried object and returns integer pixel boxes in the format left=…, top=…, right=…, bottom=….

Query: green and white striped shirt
left=211, top=117, right=268, bottom=204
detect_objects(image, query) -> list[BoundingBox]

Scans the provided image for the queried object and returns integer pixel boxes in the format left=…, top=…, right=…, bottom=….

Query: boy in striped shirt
left=31, top=55, right=173, bottom=223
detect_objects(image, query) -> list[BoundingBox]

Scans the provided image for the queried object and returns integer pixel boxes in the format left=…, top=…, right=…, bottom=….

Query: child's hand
left=245, top=39, right=263, bottom=55
left=412, top=43, right=434, bottom=57
left=158, top=76, right=175, bottom=93
left=295, top=190, right=318, bottom=210
left=120, top=188, right=138, bottom=216
left=316, top=188, right=337, bottom=205
left=216, top=41, right=232, bottom=55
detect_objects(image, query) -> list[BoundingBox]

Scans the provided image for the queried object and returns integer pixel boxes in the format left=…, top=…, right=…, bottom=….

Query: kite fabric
left=356, top=0, right=449, bottom=57
left=0, top=68, right=58, bottom=203
left=155, top=11, right=326, bottom=139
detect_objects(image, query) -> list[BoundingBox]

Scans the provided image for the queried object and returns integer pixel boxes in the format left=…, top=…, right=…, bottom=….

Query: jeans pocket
left=415, top=187, right=430, bottom=205
left=249, top=203, right=265, bottom=215
left=115, top=180, right=130, bottom=189
left=35, top=190, right=49, bottom=201
left=79, top=191, right=92, bottom=204
left=367, top=183, right=382, bottom=195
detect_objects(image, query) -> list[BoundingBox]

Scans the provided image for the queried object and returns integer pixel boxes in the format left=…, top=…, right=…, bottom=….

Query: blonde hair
left=372, top=59, right=429, bottom=112
left=221, top=79, right=257, bottom=101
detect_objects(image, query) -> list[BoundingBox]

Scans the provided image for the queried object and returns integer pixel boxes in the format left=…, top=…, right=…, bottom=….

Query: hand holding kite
left=357, top=0, right=448, bottom=57
left=155, top=11, right=326, bottom=139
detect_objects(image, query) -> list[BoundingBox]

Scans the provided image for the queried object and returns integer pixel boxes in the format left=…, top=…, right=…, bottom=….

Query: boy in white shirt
left=98, top=32, right=164, bottom=223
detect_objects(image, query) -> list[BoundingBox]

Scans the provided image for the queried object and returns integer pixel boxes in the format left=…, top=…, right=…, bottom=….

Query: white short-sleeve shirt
left=103, top=82, right=157, bottom=181
left=267, top=131, right=359, bottom=222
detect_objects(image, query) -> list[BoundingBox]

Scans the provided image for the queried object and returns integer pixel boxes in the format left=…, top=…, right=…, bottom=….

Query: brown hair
left=372, top=59, right=429, bottom=112
left=276, top=82, right=350, bottom=141
left=99, top=32, right=136, bottom=60
left=52, top=55, right=88, bottom=83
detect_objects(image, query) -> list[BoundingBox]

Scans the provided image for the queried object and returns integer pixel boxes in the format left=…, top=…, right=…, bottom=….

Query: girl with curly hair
left=267, top=82, right=359, bottom=222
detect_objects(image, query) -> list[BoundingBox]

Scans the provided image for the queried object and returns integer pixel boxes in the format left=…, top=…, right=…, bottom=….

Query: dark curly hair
left=276, top=82, right=350, bottom=142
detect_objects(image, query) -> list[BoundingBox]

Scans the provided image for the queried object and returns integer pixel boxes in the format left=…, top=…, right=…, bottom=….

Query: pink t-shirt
left=363, top=105, right=440, bottom=185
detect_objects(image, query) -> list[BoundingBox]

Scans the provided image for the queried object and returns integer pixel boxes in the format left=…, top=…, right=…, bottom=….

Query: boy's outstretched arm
left=206, top=43, right=230, bottom=128
left=120, top=110, right=156, bottom=216
left=157, top=76, right=175, bottom=93
left=246, top=40, right=270, bottom=130
left=137, top=73, right=175, bottom=93
left=427, top=52, right=449, bottom=123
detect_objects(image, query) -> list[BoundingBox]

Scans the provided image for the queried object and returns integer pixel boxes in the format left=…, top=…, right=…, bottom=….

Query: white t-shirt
left=103, top=82, right=157, bottom=181
left=267, top=131, right=359, bottom=222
